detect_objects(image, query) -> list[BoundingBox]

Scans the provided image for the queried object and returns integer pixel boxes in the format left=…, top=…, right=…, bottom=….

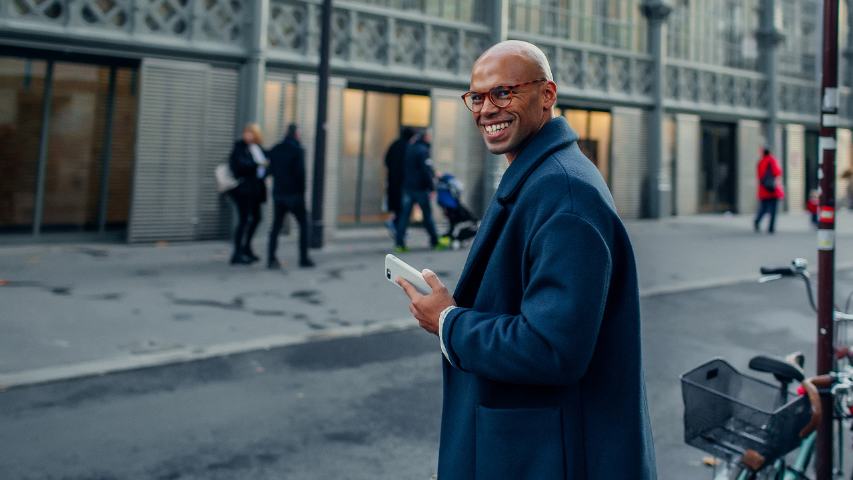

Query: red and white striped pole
left=816, top=1, right=839, bottom=478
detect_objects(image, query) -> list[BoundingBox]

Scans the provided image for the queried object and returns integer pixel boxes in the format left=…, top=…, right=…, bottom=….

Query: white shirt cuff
left=439, top=305, right=457, bottom=363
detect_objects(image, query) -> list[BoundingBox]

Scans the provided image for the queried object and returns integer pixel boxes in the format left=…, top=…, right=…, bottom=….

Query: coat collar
left=494, top=116, right=578, bottom=205
left=452, top=117, right=577, bottom=303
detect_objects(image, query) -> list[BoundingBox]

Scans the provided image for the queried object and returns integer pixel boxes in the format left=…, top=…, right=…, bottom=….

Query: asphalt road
left=3, top=270, right=853, bottom=480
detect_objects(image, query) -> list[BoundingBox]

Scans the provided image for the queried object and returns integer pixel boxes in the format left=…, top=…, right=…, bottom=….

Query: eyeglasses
left=460, top=79, right=547, bottom=113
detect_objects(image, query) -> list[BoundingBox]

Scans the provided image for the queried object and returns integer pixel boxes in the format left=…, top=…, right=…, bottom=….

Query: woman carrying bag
left=227, top=123, right=268, bottom=265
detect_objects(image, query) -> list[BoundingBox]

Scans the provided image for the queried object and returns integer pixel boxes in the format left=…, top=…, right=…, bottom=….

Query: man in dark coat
left=384, top=127, right=416, bottom=234
left=395, top=130, right=441, bottom=251
left=266, top=124, right=314, bottom=269
left=397, top=41, right=656, bottom=479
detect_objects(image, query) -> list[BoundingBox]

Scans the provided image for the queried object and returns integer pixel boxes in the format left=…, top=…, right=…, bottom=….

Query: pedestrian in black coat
left=384, top=127, right=416, bottom=233
left=395, top=130, right=440, bottom=250
left=266, top=124, right=314, bottom=269
left=228, top=123, right=267, bottom=265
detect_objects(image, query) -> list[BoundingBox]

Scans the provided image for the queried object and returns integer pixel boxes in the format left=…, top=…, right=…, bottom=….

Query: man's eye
left=492, top=88, right=511, bottom=99
left=470, top=93, right=484, bottom=103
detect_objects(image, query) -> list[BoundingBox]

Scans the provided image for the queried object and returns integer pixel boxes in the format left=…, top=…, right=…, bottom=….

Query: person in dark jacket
left=266, top=124, right=314, bottom=269
left=395, top=130, right=440, bottom=251
left=384, top=127, right=416, bottom=235
left=396, top=41, right=656, bottom=479
left=228, top=123, right=267, bottom=265
left=754, top=148, right=784, bottom=234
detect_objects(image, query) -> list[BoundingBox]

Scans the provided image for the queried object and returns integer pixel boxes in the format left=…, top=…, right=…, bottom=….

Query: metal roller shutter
left=196, top=66, right=239, bottom=239
left=785, top=124, right=805, bottom=211
left=128, top=59, right=238, bottom=243
left=129, top=59, right=207, bottom=242
left=610, top=107, right=648, bottom=219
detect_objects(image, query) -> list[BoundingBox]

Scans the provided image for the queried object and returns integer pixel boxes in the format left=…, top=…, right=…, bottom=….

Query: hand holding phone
left=385, top=254, right=432, bottom=295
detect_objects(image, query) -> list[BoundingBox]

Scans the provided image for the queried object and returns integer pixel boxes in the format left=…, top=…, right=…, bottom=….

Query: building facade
left=1, top=0, right=851, bottom=242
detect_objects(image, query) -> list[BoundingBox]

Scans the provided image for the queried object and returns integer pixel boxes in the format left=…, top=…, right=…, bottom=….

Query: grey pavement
left=2, top=211, right=853, bottom=388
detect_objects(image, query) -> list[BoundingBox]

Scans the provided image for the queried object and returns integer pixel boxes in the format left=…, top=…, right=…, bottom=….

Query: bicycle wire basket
left=681, top=358, right=812, bottom=464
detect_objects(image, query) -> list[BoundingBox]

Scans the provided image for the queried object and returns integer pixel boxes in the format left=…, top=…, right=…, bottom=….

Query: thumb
left=422, top=269, right=444, bottom=291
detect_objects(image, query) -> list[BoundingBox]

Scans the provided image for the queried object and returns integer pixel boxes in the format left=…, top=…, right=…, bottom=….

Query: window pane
left=41, top=62, right=112, bottom=231
left=0, top=57, right=47, bottom=231
left=338, top=89, right=365, bottom=224
left=401, top=94, right=431, bottom=127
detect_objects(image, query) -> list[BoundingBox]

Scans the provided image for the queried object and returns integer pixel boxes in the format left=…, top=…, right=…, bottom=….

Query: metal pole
left=310, top=0, right=332, bottom=248
left=97, top=66, right=118, bottom=234
left=640, top=1, right=672, bottom=219
left=758, top=0, right=783, bottom=154
left=32, top=60, right=54, bottom=237
left=816, top=1, right=839, bottom=478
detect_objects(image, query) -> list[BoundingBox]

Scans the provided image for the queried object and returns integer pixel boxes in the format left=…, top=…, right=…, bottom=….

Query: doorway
left=699, top=121, right=737, bottom=213
left=0, top=55, right=138, bottom=237
left=338, top=88, right=430, bottom=226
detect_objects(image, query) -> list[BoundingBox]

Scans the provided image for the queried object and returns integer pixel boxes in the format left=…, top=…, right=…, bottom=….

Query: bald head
left=474, top=40, right=553, bottom=82
left=467, top=40, right=557, bottom=163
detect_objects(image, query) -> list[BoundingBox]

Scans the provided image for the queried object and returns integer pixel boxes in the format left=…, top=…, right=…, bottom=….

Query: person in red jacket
left=754, top=148, right=784, bottom=234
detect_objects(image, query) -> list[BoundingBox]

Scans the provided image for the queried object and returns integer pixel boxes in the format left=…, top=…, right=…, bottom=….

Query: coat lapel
left=453, top=117, right=578, bottom=305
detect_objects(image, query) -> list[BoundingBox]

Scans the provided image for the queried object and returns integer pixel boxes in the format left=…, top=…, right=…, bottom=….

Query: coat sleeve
left=442, top=212, right=612, bottom=386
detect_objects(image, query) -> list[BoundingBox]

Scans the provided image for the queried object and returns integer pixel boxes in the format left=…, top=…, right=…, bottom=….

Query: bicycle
left=680, top=258, right=853, bottom=479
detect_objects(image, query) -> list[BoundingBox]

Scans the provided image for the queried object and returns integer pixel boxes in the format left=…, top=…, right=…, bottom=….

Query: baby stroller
left=436, top=173, right=479, bottom=250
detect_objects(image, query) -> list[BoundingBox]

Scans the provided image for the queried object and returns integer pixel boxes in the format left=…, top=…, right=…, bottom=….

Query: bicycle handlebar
left=799, top=374, right=832, bottom=438
left=760, top=266, right=795, bottom=276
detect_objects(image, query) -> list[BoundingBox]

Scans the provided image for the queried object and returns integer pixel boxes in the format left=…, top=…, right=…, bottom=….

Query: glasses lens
left=490, top=86, right=512, bottom=108
left=463, top=92, right=483, bottom=112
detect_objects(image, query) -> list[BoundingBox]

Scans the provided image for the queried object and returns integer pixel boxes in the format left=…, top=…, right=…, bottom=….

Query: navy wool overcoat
left=438, top=117, right=656, bottom=479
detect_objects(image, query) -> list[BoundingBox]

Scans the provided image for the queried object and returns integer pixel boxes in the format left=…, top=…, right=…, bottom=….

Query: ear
left=541, top=81, right=557, bottom=110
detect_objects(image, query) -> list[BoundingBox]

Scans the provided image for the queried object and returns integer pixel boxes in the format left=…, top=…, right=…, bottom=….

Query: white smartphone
left=385, top=254, right=432, bottom=295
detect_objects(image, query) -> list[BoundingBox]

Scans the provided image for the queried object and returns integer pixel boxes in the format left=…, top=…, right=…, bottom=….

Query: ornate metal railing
left=508, top=31, right=654, bottom=104
left=268, top=0, right=492, bottom=83
left=778, top=76, right=820, bottom=119
left=665, top=59, right=767, bottom=115
left=0, top=0, right=246, bottom=52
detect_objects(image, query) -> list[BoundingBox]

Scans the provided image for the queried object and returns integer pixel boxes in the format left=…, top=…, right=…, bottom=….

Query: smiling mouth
left=483, top=121, right=512, bottom=135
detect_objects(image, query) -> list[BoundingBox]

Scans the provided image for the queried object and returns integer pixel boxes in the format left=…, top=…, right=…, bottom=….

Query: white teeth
left=485, top=122, right=510, bottom=134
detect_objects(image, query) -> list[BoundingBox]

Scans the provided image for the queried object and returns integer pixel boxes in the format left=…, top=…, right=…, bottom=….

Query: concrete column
left=674, top=113, right=701, bottom=216
left=640, top=1, right=672, bottom=219
left=241, top=0, right=269, bottom=125
left=737, top=119, right=764, bottom=214
left=757, top=0, right=784, bottom=150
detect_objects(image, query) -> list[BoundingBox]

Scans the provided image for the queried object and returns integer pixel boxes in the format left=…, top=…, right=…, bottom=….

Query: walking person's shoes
left=230, top=253, right=253, bottom=265
left=299, top=257, right=315, bottom=268
left=244, top=249, right=260, bottom=263
left=394, top=246, right=409, bottom=253
left=267, top=258, right=282, bottom=270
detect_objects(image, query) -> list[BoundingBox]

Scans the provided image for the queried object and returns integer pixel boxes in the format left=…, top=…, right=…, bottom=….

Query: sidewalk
left=2, top=211, right=853, bottom=388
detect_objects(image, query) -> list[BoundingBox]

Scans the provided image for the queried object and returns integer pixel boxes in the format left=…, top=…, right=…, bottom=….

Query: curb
left=0, top=318, right=417, bottom=391
left=639, top=261, right=853, bottom=298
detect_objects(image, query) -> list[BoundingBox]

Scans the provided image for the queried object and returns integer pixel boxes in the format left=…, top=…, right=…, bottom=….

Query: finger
left=421, top=269, right=445, bottom=291
left=397, top=278, right=422, bottom=300
left=409, top=303, right=418, bottom=317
